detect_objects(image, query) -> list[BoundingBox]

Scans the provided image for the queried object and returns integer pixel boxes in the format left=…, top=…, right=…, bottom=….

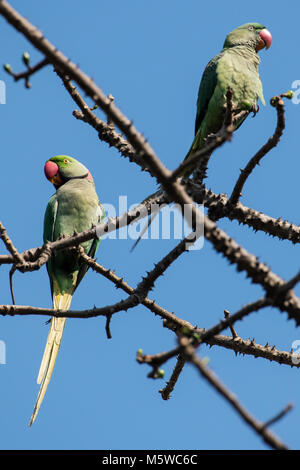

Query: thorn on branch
left=224, top=309, right=239, bottom=339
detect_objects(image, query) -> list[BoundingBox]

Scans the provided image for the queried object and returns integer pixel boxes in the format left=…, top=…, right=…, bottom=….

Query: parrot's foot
left=240, top=100, right=259, bottom=116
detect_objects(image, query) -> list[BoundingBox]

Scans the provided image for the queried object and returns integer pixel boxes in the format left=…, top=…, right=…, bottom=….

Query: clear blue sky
left=0, top=0, right=299, bottom=450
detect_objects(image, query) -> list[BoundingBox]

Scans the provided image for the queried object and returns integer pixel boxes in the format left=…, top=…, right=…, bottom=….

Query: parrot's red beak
left=44, top=161, right=63, bottom=187
left=257, top=28, right=272, bottom=51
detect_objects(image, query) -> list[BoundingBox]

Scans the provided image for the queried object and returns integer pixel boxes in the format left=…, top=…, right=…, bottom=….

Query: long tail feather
left=130, top=211, right=159, bottom=252
left=130, top=189, right=163, bottom=252
left=28, top=292, right=72, bottom=426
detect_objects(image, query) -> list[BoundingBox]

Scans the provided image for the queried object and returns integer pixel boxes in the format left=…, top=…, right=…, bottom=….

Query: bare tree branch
left=229, top=94, right=287, bottom=205
left=159, top=353, right=186, bottom=400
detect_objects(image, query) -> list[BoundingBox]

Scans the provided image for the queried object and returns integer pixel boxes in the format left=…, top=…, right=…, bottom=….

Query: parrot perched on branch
left=182, top=22, right=272, bottom=176
left=29, top=155, right=104, bottom=426
left=131, top=22, right=272, bottom=251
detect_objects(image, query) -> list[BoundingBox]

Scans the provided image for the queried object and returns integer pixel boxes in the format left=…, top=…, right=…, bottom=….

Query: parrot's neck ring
left=66, top=173, right=89, bottom=181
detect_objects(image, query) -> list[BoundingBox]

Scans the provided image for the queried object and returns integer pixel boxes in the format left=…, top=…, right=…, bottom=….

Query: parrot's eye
left=63, top=159, right=70, bottom=164
left=248, top=25, right=254, bottom=31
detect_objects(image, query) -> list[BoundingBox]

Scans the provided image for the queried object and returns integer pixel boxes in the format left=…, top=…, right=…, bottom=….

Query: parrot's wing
left=194, top=54, right=220, bottom=135
left=75, top=201, right=105, bottom=289
left=43, top=193, right=58, bottom=244
left=43, top=194, right=58, bottom=297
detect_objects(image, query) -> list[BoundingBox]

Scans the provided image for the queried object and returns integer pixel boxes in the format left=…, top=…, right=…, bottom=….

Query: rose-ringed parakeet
left=183, top=22, right=272, bottom=176
left=131, top=22, right=272, bottom=250
left=29, top=155, right=104, bottom=426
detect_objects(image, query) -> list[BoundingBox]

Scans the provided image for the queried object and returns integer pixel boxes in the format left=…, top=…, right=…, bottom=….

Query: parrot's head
left=44, top=155, right=93, bottom=189
left=223, top=23, right=272, bottom=52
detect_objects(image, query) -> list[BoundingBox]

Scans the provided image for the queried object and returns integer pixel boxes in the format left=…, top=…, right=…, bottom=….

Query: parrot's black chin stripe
left=67, top=173, right=89, bottom=180
left=53, top=173, right=90, bottom=189
left=62, top=173, right=89, bottom=182
left=53, top=173, right=89, bottom=189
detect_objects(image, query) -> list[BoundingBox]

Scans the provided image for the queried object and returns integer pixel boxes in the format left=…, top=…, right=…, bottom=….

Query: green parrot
left=29, top=155, right=104, bottom=426
left=131, top=22, right=272, bottom=250
left=183, top=22, right=272, bottom=175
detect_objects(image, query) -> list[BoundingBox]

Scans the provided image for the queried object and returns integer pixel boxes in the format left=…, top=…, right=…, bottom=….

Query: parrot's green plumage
left=183, top=22, right=272, bottom=175
left=29, top=155, right=104, bottom=426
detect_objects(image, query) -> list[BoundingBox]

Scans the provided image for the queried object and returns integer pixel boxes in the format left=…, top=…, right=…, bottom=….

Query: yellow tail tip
left=28, top=291, right=72, bottom=426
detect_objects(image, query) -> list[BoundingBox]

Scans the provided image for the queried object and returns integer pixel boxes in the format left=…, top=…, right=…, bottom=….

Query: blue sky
left=0, top=0, right=299, bottom=450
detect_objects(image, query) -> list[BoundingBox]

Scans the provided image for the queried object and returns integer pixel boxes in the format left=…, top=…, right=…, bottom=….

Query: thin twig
left=0, top=221, right=26, bottom=266
left=105, top=314, right=112, bottom=339
left=262, top=403, right=293, bottom=430
left=138, top=298, right=272, bottom=371
left=229, top=94, right=286, bottom=205
left=159, top=353, right=186, bottom=400
left=10, top=57, right=49, bottom=87
left=199, top=299, right=271, bottom=344
left=9, top=265, right=16, bottom=304
left=136, top=348, right=179, bottom=379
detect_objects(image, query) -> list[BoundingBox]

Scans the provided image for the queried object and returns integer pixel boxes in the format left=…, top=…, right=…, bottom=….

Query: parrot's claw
left=251, top=104, right=259, bottom=117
